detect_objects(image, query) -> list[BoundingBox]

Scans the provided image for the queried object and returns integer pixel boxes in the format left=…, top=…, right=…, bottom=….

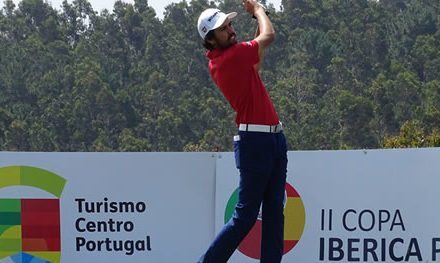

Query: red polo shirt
left=207, top=40, right=279, bottom=126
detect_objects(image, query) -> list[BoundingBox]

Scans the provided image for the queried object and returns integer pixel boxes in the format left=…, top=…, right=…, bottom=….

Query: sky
left=2, top=0, right=283, bottom=19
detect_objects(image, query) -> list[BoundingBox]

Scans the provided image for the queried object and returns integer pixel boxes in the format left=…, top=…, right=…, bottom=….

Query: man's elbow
left=258, top=32, right=275, bottom=48
left=267, top=31, right=275, bottom=43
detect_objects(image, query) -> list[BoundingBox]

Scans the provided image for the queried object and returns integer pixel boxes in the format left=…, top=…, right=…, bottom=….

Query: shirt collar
left=207, top=49, right=221, bottom=60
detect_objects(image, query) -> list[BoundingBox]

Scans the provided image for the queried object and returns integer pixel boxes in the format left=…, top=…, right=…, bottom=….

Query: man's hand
left=242, top=0, right=266, bottom=17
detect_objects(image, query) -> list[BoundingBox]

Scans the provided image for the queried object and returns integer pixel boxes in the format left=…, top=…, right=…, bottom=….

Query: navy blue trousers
left=199, top=131, right=288, bottom=263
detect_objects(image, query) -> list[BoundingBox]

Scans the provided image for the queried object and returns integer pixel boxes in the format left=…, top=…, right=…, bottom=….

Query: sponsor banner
left=0, top=152, right=216, bottom=263
left=216, top=148, right=440, bottom=262
left=1, top=148, right=440, bottom=262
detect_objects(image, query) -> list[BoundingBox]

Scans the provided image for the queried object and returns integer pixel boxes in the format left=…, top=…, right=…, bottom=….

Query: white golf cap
left=197, top=8, right=237, bottom=40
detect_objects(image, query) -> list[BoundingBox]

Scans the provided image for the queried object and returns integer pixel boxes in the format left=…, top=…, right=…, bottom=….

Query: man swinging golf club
left=197, top=0, right=288, bottom=262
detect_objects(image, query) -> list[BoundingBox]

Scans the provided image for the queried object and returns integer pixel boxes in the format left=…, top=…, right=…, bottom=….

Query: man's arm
left=252, top=3, right=275, bottom=49
left=244, top=0, right=275, bottom=70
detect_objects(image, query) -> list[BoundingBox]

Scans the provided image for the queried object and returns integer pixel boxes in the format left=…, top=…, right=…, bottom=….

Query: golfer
left=197, top=0, right=288, bottom=262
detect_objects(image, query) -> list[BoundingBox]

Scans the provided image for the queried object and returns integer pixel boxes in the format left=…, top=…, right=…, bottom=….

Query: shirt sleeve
left=235, top=40, right=260, bottom=66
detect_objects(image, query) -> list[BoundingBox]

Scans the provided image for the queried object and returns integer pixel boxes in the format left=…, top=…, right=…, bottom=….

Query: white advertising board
left=216, top=148, right=440, bottom=263
left=0, top=152, right=216, bottom=263
left=1, top=148, right=439, bottom=263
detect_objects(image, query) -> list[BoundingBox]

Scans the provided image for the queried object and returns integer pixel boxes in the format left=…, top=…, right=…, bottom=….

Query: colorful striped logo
left=0, top=166, right=66, bottom=263
left=224, top=183, right=306, bottom=259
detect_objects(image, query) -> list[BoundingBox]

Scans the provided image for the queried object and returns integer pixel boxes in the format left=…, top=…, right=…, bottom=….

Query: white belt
left=238, top=123, right=283, bottom=133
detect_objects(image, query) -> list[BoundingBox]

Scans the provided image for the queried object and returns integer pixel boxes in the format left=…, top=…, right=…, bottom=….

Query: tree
left=337, top=90, right=377, bottom=148
left=384, top=121, right=440, bottom=148
left=0, top=0, right=438, bottom=151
